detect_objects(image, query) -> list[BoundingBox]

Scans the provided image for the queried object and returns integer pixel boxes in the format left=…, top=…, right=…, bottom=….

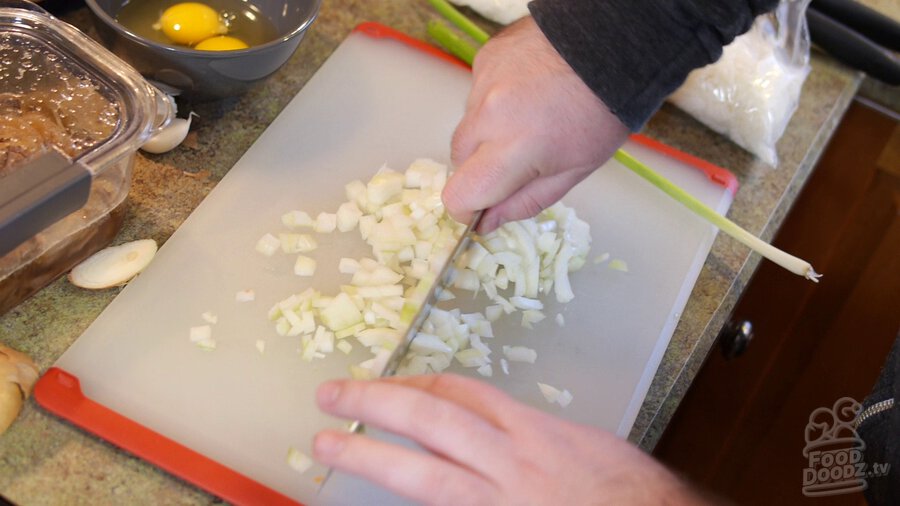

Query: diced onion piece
left=287, top=447, right=313, bottom=474
left=68, top=239, right=158, bottom=289
left=476, top=364, right=493, bottom=377
left=608, top=259, right=629, bottom=272
left=503, top=345, right=537, bottom=364
left=485, top=305, right=503, bottom=322
left=336, top=340, right=353, bottom=354
left=455, top=348, right=489, bottom=368
left=189, top=325, right=211, bottom=343
left=339, top=258, right=360, bottom=274
left=196, top=338, right=216, bottom=351
left=366, top=170, right=404, bottom=206
left=537, top=382, right=561, bottom=404
left=537, top=382, right=573, bottom=407
left=557, top=389, right=574, bottom=408
left=236, top=289, right=255, bottom=302
left=282, top=210, right=314, bottom=228
left=319, top=292, right=363, bottom=331
left=255, top=340, right=266, bottom=354
left=410, top=333, right=453, bottom=355
left=337, top=201, right=363, bottom=232
left=555, top=313, right=565, bottom=327
left=294, top=255, right=316, bottom=276
left=500, top=358, right=510, bottom=375
left=201, top=312, right=218, bottom=324
left=255, top=233, right=280, bottom=256
left=593, top=252, right=610, bottom=264
left=510, top=296, right=543, bottom=311
left=314, top=213, right=337, bottom=233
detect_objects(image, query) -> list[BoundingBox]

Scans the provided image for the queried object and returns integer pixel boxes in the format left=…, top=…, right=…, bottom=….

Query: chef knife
left=318, top=209, right=483, bottom=490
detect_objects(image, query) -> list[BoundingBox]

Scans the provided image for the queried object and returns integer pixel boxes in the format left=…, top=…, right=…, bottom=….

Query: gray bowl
left=85, top=0, right=321, bottom=100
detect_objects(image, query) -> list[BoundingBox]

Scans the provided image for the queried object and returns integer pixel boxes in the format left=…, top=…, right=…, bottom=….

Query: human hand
left=442, top=17, right=630, bottom=233
left=313, top=374, right=709, bottom=505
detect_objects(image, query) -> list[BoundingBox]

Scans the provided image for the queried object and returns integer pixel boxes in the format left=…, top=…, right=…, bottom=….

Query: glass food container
left=0, top=2, right=174, bottom=315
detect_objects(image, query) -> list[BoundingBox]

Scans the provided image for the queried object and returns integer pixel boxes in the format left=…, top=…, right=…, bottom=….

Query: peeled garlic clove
left=141, top=112, right=195, bottom=154
left=69, top=239, right=158, bottom=289
left=0, top=344, right=39, bottom=435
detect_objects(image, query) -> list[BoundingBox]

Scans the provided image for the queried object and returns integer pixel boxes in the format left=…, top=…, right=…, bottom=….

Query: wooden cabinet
left=653, top=100, right=900, bottom=505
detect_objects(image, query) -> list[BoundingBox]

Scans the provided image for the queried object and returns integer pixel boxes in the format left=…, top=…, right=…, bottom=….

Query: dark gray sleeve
left=528, top=0, right=779, bottom=131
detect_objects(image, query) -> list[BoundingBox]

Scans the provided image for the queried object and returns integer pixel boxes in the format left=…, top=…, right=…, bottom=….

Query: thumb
left=442, top=142, right=536, bottom=225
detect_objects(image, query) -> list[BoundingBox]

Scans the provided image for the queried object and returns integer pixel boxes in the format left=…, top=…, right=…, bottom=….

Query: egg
left=158, top=2, right=226, bottom=45
left=194, top=35, right=249, bottom=51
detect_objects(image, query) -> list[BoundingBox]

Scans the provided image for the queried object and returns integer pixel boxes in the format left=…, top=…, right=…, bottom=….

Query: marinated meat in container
left=0, top=2, right=174, bottom=315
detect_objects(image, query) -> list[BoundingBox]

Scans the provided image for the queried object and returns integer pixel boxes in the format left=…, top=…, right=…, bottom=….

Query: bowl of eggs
left=85, top=0, right=321, bottom=99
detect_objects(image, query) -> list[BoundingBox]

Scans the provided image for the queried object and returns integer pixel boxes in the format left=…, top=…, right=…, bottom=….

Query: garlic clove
left=141, top=112, right=196, bottom=154
left=68, top=239, right=158, bottom=289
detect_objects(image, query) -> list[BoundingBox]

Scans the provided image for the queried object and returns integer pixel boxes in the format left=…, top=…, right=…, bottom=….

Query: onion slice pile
left=259, top=159, right=588, bottom=395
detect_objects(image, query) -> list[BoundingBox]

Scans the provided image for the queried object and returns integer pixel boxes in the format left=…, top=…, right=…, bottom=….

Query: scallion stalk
left=613, top=150, right=820, bottom=281
left=427, top=20, right=477, bottom=66
left=426, top=0, right=490, bottom=45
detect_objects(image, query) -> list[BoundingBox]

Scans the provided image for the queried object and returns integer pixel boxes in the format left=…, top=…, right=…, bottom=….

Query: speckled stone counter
left=0, top=1, right=894, bottom=504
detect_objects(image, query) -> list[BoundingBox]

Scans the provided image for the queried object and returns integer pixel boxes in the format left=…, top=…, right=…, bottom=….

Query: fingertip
left=313, top=430, right=347, bottom=462
left=316, top=381, right=343, bottom=409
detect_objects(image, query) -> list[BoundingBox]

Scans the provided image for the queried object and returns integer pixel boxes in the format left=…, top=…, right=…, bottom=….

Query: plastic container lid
left=0, top=3, right=173, bottom=174
left=0, top=2, right=174, bottom=256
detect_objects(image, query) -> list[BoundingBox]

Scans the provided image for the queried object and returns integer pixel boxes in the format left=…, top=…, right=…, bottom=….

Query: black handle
left=0, top=149, right=91, bottom=257
left=719, top=320, right=754, bottom=360
left=808, top=7, right=900, bottom=85
left=812, top=0, right=900, bottom=51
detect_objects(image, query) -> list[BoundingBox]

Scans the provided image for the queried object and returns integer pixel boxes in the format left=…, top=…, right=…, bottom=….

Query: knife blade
left=318, top=209, right=483, bottom=491
left=377, top=208, right=484, bottom=379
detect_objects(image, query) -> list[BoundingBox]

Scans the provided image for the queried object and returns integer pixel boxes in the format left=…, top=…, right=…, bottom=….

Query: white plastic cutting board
left=51, top=28, right=732, bottom=505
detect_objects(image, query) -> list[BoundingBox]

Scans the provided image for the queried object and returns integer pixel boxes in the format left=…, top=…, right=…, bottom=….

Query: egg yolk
left=158, top=2, right=226, bottom=46
left=194, top=35, right=249, bottom=51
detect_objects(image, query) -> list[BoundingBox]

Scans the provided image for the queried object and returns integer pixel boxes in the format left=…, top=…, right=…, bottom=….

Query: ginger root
left=0, top=344, right=39, bottom=435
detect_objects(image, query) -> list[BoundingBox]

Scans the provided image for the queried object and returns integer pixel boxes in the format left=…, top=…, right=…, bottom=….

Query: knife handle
left=811, top=0, right=900, bottom=51
left=807, top=7, right=900, bottom=86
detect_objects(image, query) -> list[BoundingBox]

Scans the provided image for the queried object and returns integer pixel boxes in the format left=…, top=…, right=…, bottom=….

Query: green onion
left=426, top=0, right=490, bottom=45
left=427, top=20, right=478, bottom=66
left=613, top=150, right=820, bottom=281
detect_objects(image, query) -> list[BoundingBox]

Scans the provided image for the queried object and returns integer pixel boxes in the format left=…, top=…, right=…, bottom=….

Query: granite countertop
left=0, top=0, right=894, bottom=503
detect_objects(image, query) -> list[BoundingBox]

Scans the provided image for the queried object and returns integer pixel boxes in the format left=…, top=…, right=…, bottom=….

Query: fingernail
left=317, top=381, right=341, bottom=407
left=314, top=431, right=346, bottom=460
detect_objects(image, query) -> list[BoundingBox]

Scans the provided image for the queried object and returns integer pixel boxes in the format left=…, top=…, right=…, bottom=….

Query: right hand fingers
left=315, top=376, right=514, bottom=477
left=313, top=429, right=497, bottom=506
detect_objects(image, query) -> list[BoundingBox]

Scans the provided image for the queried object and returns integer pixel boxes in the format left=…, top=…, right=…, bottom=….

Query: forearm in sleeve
left=528, top=0, right=779, bottom=131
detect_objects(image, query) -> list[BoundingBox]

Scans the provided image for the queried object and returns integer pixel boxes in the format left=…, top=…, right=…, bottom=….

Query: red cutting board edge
left=34, top=22, right=736, bottom=506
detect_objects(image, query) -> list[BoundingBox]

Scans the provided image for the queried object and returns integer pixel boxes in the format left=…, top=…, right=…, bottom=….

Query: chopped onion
left=555, top=313, right=565, bottom=327
left=287, top=447, right=313, bottom=474
left=608, top=259, right=629, bottom=272
left=294, top=255, right=316, bottom=276
left=537, top=382, right=573, bottom=407
left=201, top=311, right=218, bottom=324
left=500, top=358, right=510, bottom=375
left=255, top=234, right=281, bottom=256
left=282, top=210, right=314, bottom=229
left=314, top=213, right=337, bottom=233
left=503, top=345, right=537, bottom=364
left=593, top=252, right=610, bottom=264
left=255, top=340, right=266, bottom=354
